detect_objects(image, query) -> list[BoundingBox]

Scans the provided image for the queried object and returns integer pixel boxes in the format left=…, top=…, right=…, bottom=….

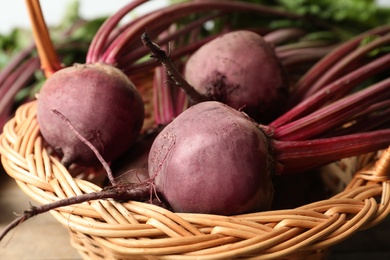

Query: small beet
left=184, top=30, right=289, bottom=123
left=37, top=63, right=144, bottom=167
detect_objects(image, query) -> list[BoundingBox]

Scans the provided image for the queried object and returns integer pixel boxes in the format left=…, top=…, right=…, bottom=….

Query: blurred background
left=0, top=0, right=169, bottom=34
left=1, top=0, right=390, bottom=34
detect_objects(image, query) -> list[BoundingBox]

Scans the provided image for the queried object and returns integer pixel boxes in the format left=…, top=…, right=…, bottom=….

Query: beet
left=184, top=30, right=289, bottom=123
left=148, top=101, right=275, bottom=215
left=37, top=63, right=145, bottom=167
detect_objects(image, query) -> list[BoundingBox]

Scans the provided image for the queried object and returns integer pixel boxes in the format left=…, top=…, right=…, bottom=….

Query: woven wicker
left=0, top=93, right=389, bottom=259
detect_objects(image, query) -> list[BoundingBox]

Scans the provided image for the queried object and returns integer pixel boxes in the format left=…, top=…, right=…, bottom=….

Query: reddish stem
left=276, top=40, right=335, bottom=58
left=25, top=0, right=62, bottom=77
left=0, top=58, right=40, bottom=131
left=289, top=25, right=390, bottom=107
left=279, top=45, right=336, bottom=67
left=263, top=28, right=307, bottom=46
left=0, top=42, right=35, bottom=86
left=98, top=0, right=308, bottom=65
left=153, top=65, right=176, bottom=125
left=352, top=100, right=390, bottom=120
left=270, top=52, right=390, bottom=128
left=141, top=32, right=208, bottom=104
left=320, top=106, right=390, bottom=138
left=122, top=34, right=217, bottom=76
left=273, top=77, right=390, bottom=141
left=86, top=0, right=148, bottom=63
left=115, top=12, right=223, bottom=70
left=274, top=129, right=390, bottom=174
left=303, top=33, right=390, bottom=99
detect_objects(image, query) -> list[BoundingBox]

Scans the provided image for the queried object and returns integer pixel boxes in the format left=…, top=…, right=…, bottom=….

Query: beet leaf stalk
left=274, top=130, right=390, bottom=174
left=289, top=25, right=390, bottom=107
left=301, top=32, right=390, bottom=100
left=153, top=65, right=177, bottom=125
left=270, top=52, right=390, bottom=129
left=272, top=76, right=390, bottom=141
left=86, top=0, right=328, bottom=71
left=141, top=33, right=208, bottom=104
left=86, top=0, right=149, bottom=63
left=320, top=100, right=390, bottom=137
left=0, top=55, right=40, bottom=132
left=25, top=0, right=63, bottom=77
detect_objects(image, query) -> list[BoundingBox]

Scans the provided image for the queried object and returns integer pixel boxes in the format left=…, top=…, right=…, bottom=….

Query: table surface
left=1, top=168, right=390, bottom=260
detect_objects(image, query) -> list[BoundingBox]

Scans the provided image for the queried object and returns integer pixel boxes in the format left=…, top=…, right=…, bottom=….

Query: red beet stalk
left=289, top=25, right=390, bottom=107
left=274, top=129, right=390, bottom=174
left=86, top=0, right=317, bottom=66
left=270, top=52, right=390, bottom=128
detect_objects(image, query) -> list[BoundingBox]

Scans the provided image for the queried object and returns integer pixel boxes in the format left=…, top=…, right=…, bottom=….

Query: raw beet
left=148, top=101, right=275, bottom=215
left=37, top=63, right=145, bottom=167
left=184, top=30, right=289, bottom=123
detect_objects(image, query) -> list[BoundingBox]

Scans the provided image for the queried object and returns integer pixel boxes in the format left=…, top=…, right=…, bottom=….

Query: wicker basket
left=0, top=84, right=390, bottom=259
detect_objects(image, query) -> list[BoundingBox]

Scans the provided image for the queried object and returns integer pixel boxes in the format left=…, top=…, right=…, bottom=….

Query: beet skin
left=37, top=63, right=145, bottom=167
left=148, top=101, right=275, bottom=215
left=184, top=30, right=289, bottom=123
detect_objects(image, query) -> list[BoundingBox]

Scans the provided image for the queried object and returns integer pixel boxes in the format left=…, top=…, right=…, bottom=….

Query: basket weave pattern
left=1, top=98, right=390, bottom=259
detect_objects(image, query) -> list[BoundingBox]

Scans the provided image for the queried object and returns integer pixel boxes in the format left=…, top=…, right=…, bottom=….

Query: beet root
left=37, top=63, right=145, bottom=167
left=184, top=30, right=289, bottom=123
left=148, top=101, right=275, bottom=215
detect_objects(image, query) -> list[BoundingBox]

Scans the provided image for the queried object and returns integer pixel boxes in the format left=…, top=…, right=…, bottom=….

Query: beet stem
left=270, top=52, right=390, bottom=128
left=320, top=107, right=390, bottom=137
left=0, top=58, right=40, bottom=123
left=123, top=34, right=217, bottom=76
left=116, top=12, right=222, bottom=69
left=274, top=130, right=390, bottom=174
left=100, top=0, right=314, bottom=66
left=263, top=28, right=307, bottom=46
left=25, top=0, right=62, bottom=77
left=303, top=33, right=390, bottom=99
left=153, top=66, right=176, bottom=124
left=279, top=45, right=336, bottom=68
left=86, top=0, right=149, bottom=63
left=0, top=42, right=35, bottom=87
left=289, top=25, right=390, bottom=107
left=141, top=32, right=208, bottom=104
left=273, top=77, right=390, bottom=141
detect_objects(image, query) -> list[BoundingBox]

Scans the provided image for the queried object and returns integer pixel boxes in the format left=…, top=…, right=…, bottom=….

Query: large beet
left=184, top=30, right=289, bottom=123
left=37, top=63, right=144, bottom=167
left=148, top=101, right=274, bottom=215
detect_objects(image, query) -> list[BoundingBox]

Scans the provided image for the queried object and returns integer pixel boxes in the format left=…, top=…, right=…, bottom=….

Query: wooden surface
left=1, top=166, right=390, bottom=260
